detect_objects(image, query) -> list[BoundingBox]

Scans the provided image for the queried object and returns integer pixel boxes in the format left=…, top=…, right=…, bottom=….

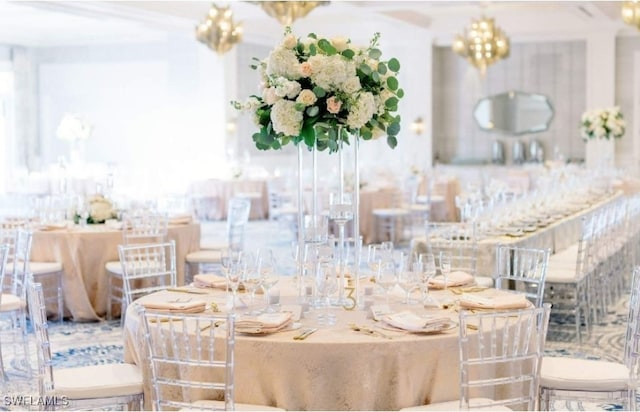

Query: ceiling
left=0, top=1, right=636, bottom=48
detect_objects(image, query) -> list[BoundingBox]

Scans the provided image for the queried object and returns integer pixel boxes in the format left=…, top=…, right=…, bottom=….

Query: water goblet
left=226, top=252, right=244, bottom=312
left=376, top=258, right=397, bottom=305
left=259, top=249, right=280, bottom=312
left=418, top=253, right=438, bottom=307
left=243, top=252, right=262, bottom=314
left=397, top=253, right=420, bottom=305
left=439, top=251, right=452, bottom=290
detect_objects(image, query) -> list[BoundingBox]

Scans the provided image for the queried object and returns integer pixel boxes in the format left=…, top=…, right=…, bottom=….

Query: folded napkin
left=235, top=312, right=293, bottom=334
left=382, top=311, right=452, bottom=333
left=458, top=292, right=530, bottom=310
left=193, top=274, right=228, bottom=290
left=428, top=271, right=474, bottom=289
left=140, top=299, right=207, bottom=313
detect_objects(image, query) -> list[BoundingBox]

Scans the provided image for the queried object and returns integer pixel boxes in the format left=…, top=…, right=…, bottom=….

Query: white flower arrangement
left=232, top=28, right=403, bottom=153
left=56, top=113, right=93, bottom=142
left=580, top=106, right=625, bottom=141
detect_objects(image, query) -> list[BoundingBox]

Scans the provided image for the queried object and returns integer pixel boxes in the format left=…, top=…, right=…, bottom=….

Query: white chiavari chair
left=27, top=279, right=143, bottom=410
left=185, top=197, right=251, bottom=283
left=539, top=266, right=640, bottom=411
left=118, top=241, right=177, bottom=324
left=402, top=303, right=551, bottom=410
left=138, top=306, right=284, bottom=411
left=105, top=211, right=168, bottom=320
left=495, top=245, right=550, bottom=308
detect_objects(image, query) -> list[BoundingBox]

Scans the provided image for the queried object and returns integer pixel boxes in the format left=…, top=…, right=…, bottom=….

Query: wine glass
left=419, top=253, right=438, bottom=306
left=259, top=249, right=280, bottom=312
left=226, top=251, right=244, bottom=312
left=243, top=252, right=262, bottom=314
left=439, top=251, right=452, bottom=290
left=376, top=258, right=397, bottom=305
left=397, top=253, right=420, bottom=304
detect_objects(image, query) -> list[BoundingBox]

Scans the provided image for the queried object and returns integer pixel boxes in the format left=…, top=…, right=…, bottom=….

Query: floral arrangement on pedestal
left=232, top=28, right=403, bottom=152
left=580, top=106, right=625, bottom=141
left=56, top=113, right=93, bottom=142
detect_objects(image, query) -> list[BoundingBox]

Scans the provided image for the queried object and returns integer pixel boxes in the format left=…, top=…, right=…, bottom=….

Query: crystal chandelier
left=255, top=1, right=329, bottom=26
left=622, top=1, right=640, bottom=30
left=195, top=4, right=242, bottom=55
left=452, top=16, right=510, bottom=75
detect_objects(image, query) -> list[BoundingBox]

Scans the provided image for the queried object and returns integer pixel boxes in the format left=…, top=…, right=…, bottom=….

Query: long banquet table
left=31, top=222, right=201, bottom=321
left=411, top=190, right=624, bottom=276
left=123, top=279, right=523, bottom=411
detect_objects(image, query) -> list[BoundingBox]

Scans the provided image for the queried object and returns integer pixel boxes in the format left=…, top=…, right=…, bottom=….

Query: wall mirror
left=473, top=91, right=554, bottom=135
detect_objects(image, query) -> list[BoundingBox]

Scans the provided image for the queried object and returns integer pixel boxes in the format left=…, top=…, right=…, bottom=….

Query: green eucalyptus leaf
left=387, top=135, right=398, bottom=149
left=377, top=62, right=387, bottom=75
left=313, top=86, right=326, bottom=98
left=359, top=63, right=372, bottom=76
left=309, top=44, right=317, bottom=56
left=306, top=106, right=320, bottom=117
left=308, top=33, right=317, bottom=39
left=388, top=58, right=400, bottom=72
left=387, top=121, right=401, bottom=136
left=385, top=97, right=399, bottom=110
left=372, top=71, right=380, bottom=83
left=369, top=48, right=382, bottom=59
left=341, top=49, right=355, bottom=59
left=360, top=128, right=372, bottom=140
left=387, top=76, right=398, bottom=91
left=294, top=103, right=305, bottom=111
left=318, top=39, right=337, bottom=55
left=396, top=88, right=405, bottom=98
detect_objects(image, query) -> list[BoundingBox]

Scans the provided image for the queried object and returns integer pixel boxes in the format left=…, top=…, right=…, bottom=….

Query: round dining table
left=30, top=221, right=201, bottom=321
left=121, top=278, right=515, bottom=411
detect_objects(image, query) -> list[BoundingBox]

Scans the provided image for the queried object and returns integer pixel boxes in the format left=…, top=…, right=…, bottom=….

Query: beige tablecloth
left=31, top=222, right=201, bottom=321
left=122, top=280, right=522, bottom=411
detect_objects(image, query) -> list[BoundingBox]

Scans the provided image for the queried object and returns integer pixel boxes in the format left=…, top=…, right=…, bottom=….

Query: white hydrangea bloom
left=346, top=92, right=375, bottom=129
left=271, top=99, right=302, bottom=137
left=308, top=54, right=355, bottom=92
left=267, top=47, right=302, bottom=80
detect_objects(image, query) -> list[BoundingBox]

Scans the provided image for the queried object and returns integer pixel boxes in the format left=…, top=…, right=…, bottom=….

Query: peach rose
left=327, top=96, right=342, bottom=114
left=282, top=34, right=297, bottom=49
left=296, top=89, right=317, bottom=106
left=300, top=62, right=312, bottom=77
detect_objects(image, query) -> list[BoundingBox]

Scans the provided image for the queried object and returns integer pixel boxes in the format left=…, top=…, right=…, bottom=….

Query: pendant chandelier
left=195, top=4, right=243, bottom=55
left=255, top=1, right=329, bottom=26
left=452, top=15, right=510, bottom=75
left=622, top=1, right=640, bottom=30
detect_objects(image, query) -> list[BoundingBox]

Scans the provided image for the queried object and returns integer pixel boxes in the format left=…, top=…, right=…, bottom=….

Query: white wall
left=33, top=35, right=227, bottom=195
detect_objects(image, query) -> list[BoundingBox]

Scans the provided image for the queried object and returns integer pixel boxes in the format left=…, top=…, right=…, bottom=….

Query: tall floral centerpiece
left=233, top=28, right=403, bottom=308
left=580, top=106, right=625, bottom=169
left=56, top=113, right=93, bottom=165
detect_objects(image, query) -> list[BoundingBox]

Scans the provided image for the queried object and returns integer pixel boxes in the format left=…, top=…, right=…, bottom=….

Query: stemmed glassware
left=397, top=253, right=420, bottom=304
left=439, top=251, right=452, bottom=290
left=243, top=252, right=262, bottom=314
left=225, top=251, right=244, bottom=312
left=376, top=256, right=397, bottom=305
left=259, top=249, right=280, bottom=312
left=418, top=253, right=438, bottom=306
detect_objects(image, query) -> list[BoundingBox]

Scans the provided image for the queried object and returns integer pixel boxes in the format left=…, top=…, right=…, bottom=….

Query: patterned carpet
left=0, top=220, right=633, bottom=410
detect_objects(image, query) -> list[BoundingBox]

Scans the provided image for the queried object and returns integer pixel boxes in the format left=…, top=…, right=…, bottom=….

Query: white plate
left=380, top=320, right=458, bottom=334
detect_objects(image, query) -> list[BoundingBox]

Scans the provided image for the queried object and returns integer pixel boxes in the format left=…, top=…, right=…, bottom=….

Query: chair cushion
left=372, top=208, right=410, bottom=217
left=54, top=363, right=143, bottom=399
left=185, top=250, right=223, bottom=264
left=29, top=261, right=63, bottom=274
left=474, top=276, right=494, bottom=288
left=540, top=357, right=629, bottom=391
left=0, top=294, right=26, bottom=312
left=105, top=260, right=124, bottom=275
left=190, top=400, right=284, bottom=411
left=400, top=398, right=511, bottom=411
left=200, top=240, right=228, bottom=250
